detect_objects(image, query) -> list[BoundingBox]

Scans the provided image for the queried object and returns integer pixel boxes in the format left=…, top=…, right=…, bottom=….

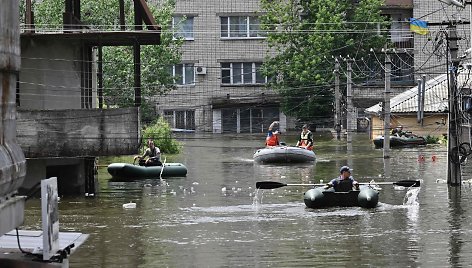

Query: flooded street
left=22, top=133, right=472, bottom=267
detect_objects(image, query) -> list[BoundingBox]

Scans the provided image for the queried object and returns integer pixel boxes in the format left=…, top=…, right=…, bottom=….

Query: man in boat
left=296, top=124, right=313, bottom=150
left=391, top=125, right=405, bottom=137
left=391, top=125, right=417, bottom=138
left=325, top=166, right=359, bottom=192
left=134, top=139, right=162, bottom=166
left=265, top=121, right=280, bottom=147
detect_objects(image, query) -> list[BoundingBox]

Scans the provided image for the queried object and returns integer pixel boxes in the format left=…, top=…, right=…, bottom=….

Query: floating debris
left=123, top=202, right=136, bottom=209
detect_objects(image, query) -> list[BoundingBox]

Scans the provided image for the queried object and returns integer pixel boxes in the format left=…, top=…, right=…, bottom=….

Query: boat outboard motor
left=334, top=179, right=354, bottom=192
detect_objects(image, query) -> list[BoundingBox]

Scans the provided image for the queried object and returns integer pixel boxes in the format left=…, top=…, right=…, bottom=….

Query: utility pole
left=346, top=58, right=353, bottom=144
left=447, top=24, right=462, bottom=185
left=383, top=53, right=391, bottom=158
left=334, top=58, right=341, bottom=140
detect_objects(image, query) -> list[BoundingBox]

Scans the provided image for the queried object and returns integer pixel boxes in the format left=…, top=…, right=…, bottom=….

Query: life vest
left=299, top=131, right=313, bottom=150
left=333, top=178, right=354, bottom=192
left=266, top=133, right=279, bottom=146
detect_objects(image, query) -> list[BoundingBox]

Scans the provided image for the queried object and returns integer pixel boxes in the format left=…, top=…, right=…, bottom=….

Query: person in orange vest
left=296, top=124, right=313, bottom=150
left=265, top=121, right=280, bottom=147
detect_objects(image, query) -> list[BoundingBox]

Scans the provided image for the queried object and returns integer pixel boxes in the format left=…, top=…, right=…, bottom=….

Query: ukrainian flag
left=410, top=18, right=429, bottom=35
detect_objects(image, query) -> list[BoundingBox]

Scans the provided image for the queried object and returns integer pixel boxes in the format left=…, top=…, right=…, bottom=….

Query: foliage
left=142, top=117, right=182, bottom=154
left=260, top=0, right=388, bottom=123
left=424, top=135, right=440, bottom=144
left=23, top=0, right=181, bottom=124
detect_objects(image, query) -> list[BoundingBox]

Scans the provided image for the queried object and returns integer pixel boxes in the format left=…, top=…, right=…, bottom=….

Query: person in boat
left=134, top=139, right=162, bottom=166
left=325, top=166, right=359, bottom=192
left=296, top=124, right=313, bottom=150
left=265, top=121, right=280, bottom=147
left=391, top=125, right=405, bottom=137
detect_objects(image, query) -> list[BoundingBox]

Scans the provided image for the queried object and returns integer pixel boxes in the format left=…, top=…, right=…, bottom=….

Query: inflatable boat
left=107, top=162, right=187, bottom=180
left=256, top=180, right=420, bottom=209
left=304, top=185, right=379, bottom=209
left=373, top=135, right=426, bottom=148
left=253, top=146, right=316, bottom=164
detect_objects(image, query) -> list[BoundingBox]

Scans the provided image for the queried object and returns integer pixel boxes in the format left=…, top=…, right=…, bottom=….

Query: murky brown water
left=22, top=132, right=472, bottom=267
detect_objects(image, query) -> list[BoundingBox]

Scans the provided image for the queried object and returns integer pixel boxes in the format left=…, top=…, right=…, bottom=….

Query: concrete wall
left=16, top=107, right=140, bottom=157
left=20, top=38, right=85, bottom=110
left=20, top=158, right=90, bottom=196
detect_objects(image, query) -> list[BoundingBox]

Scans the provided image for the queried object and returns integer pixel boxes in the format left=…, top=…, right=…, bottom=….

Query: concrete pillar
left=0, top=0, right=27, bottom=236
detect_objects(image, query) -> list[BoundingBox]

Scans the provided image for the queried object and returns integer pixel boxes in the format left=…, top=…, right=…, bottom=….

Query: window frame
left=172, top=15, right=195, bottom=40
left=220, top=16, right=265, bottom=39
left=172, top=63, right=195, bottom=86
left=163, top=109, right=196, bottom=130
left=220, top=62, right=267, bottom=85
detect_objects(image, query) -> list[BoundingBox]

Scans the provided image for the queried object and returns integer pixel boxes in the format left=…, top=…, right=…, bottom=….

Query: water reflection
left=384, top=157, right=392, bottom=179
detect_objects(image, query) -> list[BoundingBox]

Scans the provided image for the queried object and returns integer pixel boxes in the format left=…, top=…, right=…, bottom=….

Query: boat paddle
left=256, top=180, right=421, bottom=190
left=159, top=156, right=167, bottom=180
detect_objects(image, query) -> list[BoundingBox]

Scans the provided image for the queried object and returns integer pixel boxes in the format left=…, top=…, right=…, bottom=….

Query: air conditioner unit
left=196, top=66, right=207, bottom=75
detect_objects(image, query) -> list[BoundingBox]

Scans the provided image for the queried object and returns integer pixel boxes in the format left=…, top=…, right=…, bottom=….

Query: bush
left=142, top=117, right=182, bottom=154
left=425, top=135, right=440, bottom=144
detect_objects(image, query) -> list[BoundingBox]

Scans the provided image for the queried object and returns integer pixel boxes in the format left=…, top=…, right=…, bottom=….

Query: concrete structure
left=1, top=2, right=87, bottom=267
left=0, top=0, right=27, bottom=238
left=15, top=0, right=161, bottom=196
left=16, top=108, right=140, bottom=195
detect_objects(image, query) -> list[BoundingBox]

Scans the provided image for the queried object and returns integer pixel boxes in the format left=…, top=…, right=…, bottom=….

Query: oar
left=159, top=156, right=167, bottom=180
left=256, top=182, right=324, bottom=189
left=256, top=180, right=420, bottom=190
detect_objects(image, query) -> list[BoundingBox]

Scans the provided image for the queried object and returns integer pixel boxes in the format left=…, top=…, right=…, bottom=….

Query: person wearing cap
left=265, top=121, right=280, bottom=147
left=296, top=124, right=313, bottom=150
left=325, top=166, right=359, bottom=192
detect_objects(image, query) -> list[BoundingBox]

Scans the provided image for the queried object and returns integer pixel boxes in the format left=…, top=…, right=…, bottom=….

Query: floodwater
left=22, top=132, right=472, bottom=267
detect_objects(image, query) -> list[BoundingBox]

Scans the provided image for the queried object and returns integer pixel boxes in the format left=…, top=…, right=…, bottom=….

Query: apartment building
left=154, top=0, right=423, bottom=134
left=155, top=0, right=290, bottom=133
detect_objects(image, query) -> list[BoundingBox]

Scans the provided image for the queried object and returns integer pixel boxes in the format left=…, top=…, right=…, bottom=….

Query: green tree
left=142, top=117, right=182, bottom=154
left=260, top=0, right=388, bottom=123
left=25, top=0, right=181, bottom=124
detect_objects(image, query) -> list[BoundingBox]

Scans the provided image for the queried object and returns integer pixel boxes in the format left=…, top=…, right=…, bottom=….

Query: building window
left=171, top=63, right=195, bottom=85
left=221, top=62, right=266, bottom=85
left=172, top=16, right=194, bottom=40
left=220, top=16, right=264, bottom=38
left=389, top=14, right=411, bottom=43
left=164, top=110, right=195, bottom=130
